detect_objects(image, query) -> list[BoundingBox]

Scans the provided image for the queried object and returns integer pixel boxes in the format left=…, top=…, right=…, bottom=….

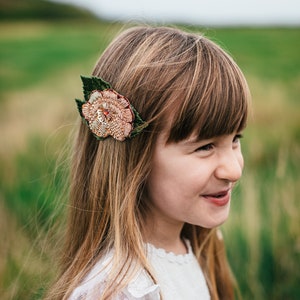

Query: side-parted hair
left=48, top=26, right=250, bottom=300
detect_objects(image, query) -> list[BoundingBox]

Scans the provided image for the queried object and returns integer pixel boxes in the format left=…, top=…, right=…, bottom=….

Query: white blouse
left=69, top=241, right=210, bottom=300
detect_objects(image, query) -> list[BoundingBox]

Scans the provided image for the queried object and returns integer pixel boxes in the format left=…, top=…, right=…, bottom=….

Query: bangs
left=166, top=37, right=250, bottom=143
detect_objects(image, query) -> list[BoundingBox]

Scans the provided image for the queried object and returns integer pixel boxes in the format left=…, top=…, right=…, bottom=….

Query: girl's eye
left=233, top=134, right=243, bottom=144
left=195, top=143, right=214, bottom=152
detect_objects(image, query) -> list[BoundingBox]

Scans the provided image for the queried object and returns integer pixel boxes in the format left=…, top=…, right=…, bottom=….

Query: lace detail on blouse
left=146, top=240, right=194, bottom=264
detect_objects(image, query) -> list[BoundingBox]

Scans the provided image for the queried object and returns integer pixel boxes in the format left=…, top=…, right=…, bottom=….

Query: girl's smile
left=202, top=188, right=231, bottom=207
left=145, top=132, right=244, bottom=230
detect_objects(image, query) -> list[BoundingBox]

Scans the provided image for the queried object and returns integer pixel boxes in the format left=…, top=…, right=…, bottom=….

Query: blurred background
left=0, top=0, right=299, bottom=299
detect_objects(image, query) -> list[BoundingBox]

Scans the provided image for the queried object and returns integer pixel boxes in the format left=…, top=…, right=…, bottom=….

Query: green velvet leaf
left=75, top=98, right=85, bottom=117
left=80, top=75, right=111, bottom=101
left=130, top=105, right=149, bottom=138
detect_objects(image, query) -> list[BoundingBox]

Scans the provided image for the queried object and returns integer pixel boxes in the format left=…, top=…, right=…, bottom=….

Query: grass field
left=0, top=20, right=299, bottom=299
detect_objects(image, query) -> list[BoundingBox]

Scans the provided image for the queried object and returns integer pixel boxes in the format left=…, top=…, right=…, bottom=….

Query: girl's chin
left=198, top=206, right=231, bottom=228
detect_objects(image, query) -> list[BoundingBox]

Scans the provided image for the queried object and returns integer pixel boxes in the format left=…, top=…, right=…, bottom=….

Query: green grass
left=0, top=20, right=299, bottom=299
left=0, top=21, right=120, bottom=93
left=210, top=28, right=300, bottom=80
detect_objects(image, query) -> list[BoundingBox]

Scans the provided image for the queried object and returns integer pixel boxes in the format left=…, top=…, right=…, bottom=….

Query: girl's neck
left=143, top=215, right=187, bottom=255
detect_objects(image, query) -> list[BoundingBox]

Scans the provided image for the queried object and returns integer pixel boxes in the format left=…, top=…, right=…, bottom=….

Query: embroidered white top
left=69, top=240, right=210, bottom=300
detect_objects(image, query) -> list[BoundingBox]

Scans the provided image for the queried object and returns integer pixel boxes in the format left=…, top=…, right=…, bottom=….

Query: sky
left=51, top=0, right=300, bottom=26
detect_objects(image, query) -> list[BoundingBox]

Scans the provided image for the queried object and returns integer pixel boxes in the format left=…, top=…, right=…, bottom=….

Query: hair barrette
left=75, top=76, right=148, bottom=141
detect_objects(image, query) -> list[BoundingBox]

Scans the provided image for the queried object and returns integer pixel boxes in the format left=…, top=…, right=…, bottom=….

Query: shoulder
left=69, top=251, right=160, bottom=300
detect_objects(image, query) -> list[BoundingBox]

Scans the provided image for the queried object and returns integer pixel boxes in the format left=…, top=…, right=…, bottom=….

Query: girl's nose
left=215, top=150, right=244, bottom=183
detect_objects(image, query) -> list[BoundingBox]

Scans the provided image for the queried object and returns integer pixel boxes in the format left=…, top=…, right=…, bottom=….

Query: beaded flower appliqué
left=76, top=76, right=148, bottom=141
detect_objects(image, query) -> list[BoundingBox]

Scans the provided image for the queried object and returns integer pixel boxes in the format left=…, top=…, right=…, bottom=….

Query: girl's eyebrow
left=180, top=136, right=205, bottom=146
left=181, top=135, right=223, bottom=146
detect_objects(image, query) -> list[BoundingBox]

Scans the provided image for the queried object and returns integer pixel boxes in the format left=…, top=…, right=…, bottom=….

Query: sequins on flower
left=82, top=89, right=134, bottom=141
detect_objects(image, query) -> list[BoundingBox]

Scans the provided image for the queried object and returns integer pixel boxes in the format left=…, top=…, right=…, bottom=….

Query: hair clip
left=75, top=76, right=148, bottom=141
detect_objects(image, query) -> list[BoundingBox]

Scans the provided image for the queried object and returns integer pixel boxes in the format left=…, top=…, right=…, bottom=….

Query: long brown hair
left=47, top=25, right=250, bottom=299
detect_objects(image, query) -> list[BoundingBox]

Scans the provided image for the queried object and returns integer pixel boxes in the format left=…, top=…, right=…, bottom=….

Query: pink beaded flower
left=82, top=89, right=134, bottom=141
left=76, top=76, right=147, bottom=141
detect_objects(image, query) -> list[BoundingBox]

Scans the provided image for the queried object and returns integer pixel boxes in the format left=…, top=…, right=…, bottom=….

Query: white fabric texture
left=69, top=240, right=210, bottom=300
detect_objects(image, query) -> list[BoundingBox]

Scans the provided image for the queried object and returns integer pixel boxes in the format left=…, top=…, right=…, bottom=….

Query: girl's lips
left=202, top=190, right=231, bottom=207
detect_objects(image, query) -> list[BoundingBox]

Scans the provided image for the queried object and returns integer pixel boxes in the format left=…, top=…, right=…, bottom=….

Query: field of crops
left=0, top=20, right=299, bottom=299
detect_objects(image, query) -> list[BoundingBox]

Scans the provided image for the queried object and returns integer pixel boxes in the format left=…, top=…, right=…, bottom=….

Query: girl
left=47, top=25, right=250, bottom=300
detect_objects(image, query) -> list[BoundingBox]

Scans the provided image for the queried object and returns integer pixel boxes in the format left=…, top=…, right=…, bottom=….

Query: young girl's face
left=146, top=131, right=244, bottom=229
